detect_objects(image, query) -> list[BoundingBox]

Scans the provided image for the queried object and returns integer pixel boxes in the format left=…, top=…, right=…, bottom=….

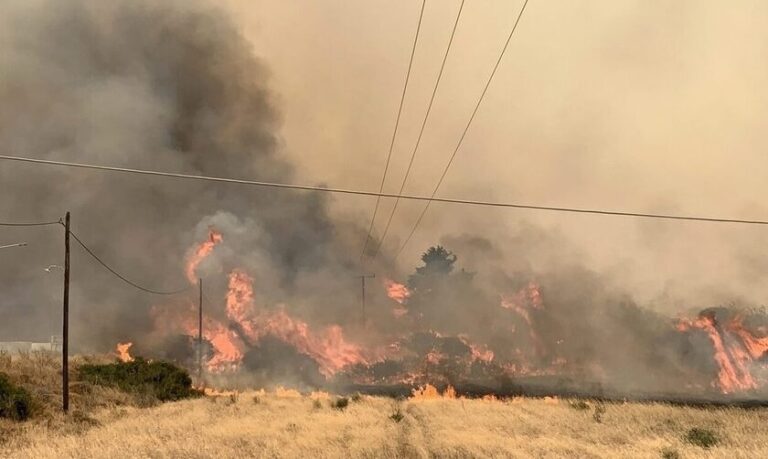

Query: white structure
left=0, top=336, right=62, bottom=353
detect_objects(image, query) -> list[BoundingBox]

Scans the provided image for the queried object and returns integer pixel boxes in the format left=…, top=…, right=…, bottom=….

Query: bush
left=351, top=392, right=363, bottom=403
left=569, top=400, right=589, bottom=411
left=0, top=372, right=32, bottom=421
left=592, top=403, right=606, bottom=423
left=661, top=447, right=681, bottom=459
left=684, top=427, right=718, bottom=448
left=331, top=397, right=349, bottom=410
left=78, top=358, right=200, bottom=402
left=389, top=408, right=404, bottom=423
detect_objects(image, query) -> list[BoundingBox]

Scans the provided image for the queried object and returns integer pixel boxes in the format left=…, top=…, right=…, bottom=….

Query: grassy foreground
left=2, top=354, right=768, bottom=458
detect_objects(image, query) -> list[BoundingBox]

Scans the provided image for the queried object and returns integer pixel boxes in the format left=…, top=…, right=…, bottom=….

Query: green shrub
left=661, top=447, right=681, bottom=459
left=389, top=408, right=404, bottom=423
left=331, top=397, right=349, bottom=410
left=0, top=372, right=32, bottom=421
left=78, top=358, right=200, bottom=402
left=684, top=427, right=718, bottom=448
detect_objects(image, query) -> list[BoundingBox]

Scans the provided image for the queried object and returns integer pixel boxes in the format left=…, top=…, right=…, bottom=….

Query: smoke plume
left=2, top=0, right=768, bottom=397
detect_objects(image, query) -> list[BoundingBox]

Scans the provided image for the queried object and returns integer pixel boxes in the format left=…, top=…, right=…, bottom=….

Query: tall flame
left=501, top=281, right=545, bottom=355
left=116, top=342, right=134, bottom=362
left=677, top=313, right=768, bottom=393
left=222, top=270, right=367, bottom=376
left=185, top=229, right=223, bottom=284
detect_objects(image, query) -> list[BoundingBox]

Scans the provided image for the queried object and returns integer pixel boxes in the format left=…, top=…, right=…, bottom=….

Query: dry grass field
left=2, top=353, right=768, bottom=458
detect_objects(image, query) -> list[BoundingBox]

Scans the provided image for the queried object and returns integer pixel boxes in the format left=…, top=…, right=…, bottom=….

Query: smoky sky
left=224, top=0, right=768, bottom=308
left=0, top=0, right=368, bottom=346
left=1, top=0, right=767, bottom=394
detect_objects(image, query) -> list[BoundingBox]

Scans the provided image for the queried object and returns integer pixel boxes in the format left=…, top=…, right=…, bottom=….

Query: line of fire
left=109, top=228, right=768, bottom=406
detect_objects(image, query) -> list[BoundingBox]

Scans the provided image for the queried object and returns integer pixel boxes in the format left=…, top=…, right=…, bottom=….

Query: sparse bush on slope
left=0, top=372, right=32, bottom=421
left=78, top=358, right=201, bottom=402
left=685, top=427, right=719, bottom=448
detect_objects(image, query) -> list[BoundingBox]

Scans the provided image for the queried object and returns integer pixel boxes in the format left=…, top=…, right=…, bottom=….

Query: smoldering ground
left=1, top=0, right=767, bottom=395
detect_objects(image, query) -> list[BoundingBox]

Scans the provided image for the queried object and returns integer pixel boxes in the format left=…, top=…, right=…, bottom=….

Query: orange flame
left=222, top=269, right=368, bottom=376
left=185, top=229, right=223, bottom=284
left=204, top=320, right=246, bottom=372
left=116, top=342, right=134, bottom=362
left=677, top=314, right=765, bottom=393
left=384, top=278, right=410, bottom=304
left=410, top=384, right=457, bottom=400
left=501, top=281, right=545, bottom=357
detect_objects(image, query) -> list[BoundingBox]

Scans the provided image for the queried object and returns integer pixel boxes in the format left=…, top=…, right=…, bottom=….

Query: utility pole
left=62, top=212, right=70, bottom=413
left=356, top=274, right=375, bottom=324
left=198, top=277, right=203, bottom=381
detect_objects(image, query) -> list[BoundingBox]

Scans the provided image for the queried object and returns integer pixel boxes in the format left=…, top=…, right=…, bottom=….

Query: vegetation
left=0, top=372, right=31, bottom=421
left=78, top=357, right=200, bottom=402
left=569, top=399, right=589, bottom=411
left=592, top=402, right=606, bottom=423
left=331, top=397, right=349, bottom=410
left=685, top=427, right=719, bottom=448
left=0, top=350, right=760, bottom=458
left=3, top=390, right=764, bottom=458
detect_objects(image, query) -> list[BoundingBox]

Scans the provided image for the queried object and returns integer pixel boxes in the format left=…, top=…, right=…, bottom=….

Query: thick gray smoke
left=1, top=0, right=765, bottom=396
left=0, top=0, right=366, bottom=348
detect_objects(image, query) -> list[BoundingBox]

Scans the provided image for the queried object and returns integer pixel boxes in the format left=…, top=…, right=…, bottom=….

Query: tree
left=408, top=246, right=458, bottom=291
left=406, top=246, right=477, bottom=332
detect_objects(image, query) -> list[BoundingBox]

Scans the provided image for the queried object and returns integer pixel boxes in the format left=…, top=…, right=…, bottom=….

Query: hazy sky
left=216, top=0, right=768, bottom=308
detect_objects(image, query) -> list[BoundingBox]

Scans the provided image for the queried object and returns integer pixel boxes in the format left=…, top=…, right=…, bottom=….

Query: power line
left=69, top=229, right=190, bottom=295
left=0, top=242, right=27, bottom=250
left=2, top=154, right=768, bottom=226
left=360, top=0, right=427, bottom=262
left=0, top=219, right=62, bottom=227
left=369, top=0, right=466, bottom=261
left=394, top=0, right=530, bottom=259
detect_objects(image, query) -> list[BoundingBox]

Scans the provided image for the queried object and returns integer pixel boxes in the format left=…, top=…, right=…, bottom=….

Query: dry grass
left=0, top=351, right=153, bottom=452
left=2, top=353, right=768, bottom=458
left=3, top=390, right=768, bottom=458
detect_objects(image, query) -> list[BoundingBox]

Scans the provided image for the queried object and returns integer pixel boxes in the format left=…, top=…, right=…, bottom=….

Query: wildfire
left=468, top=343, right=495, bottom=363
left=185, top=228, right=223, bottom=284
left=225, top=269, right=258, bottom=339
left=203, top=320, right=246, bottom=372
left=677, top=312, right=768, bottom=393
left=116, top=342, right=134, bottom=362
left=501, top=281, right=546, bottom=357
left=410, top=384, right=461, bottom=400
left=384, top=278, right=410, bottom=304
left=195, top=268, right=368, bottom=376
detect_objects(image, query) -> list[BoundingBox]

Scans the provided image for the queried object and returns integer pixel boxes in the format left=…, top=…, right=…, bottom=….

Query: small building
left=0, top=336, right=62, bottom=353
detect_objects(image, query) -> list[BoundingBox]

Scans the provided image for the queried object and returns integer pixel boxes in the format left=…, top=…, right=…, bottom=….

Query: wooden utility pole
left=198, top=277, right=203, bottom=381
left=62, top=211, right=70, bottom=413
left=356, top=274, right=375, bottom=324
